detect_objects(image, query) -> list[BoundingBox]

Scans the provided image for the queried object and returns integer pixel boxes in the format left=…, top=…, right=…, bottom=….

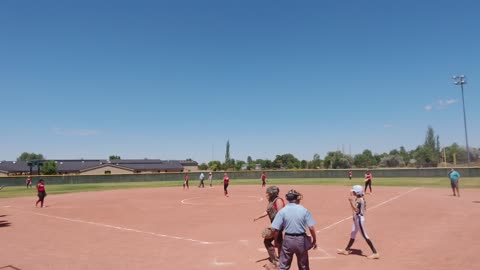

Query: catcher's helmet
left=266, top=186, right=280, bottom=200
left=351, top=185, right=363, bottom=196
left=285, top=189, right=300, bottom=201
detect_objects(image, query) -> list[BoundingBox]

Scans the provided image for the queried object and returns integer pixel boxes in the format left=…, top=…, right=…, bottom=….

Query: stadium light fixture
left=452, top=75, right=470, bottom=166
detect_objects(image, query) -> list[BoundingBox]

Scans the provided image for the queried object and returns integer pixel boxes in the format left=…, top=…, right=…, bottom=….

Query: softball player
left=253, top=186, right=285, bottom=265
left=337, top=185, right=379, bottom=259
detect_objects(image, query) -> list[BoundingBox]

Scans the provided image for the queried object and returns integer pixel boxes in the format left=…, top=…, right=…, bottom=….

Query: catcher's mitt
left=262, top=227, right=275, bottom=240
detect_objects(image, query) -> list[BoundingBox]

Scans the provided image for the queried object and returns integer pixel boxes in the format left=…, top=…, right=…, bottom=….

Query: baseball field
left=1, top=178, right=479, bottom=270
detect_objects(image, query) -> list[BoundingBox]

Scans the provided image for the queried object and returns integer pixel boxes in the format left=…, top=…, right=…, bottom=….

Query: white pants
left=350, top=215, right=370, bottom=240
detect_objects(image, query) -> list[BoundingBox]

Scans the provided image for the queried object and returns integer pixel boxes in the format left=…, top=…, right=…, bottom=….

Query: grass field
left=1, top=177, right=479, bottom=198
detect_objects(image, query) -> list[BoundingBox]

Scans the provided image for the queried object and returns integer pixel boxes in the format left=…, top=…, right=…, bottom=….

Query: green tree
left=235, top=160, right=246, bottom=171
left=311, top=153, right=322, bottom=169
left=353, top=150, right=377, bottom=168
left=324, top=151, right=353, bottom=169
left=247, top=156, right=253, bottom=164
left=225, top=140, right=230, bottom=163
left=273, top=154, right=301, bottom=169
left=109, top=155, right=121, bottom=160
left=300, top=160, right=308, bottom=169
left=17, top=152, right=45, bottom=161
left=41, top=160, right=57, bottom=175
left=379, top=155, right=405, bottom=167
left=198, top=163, right=209, bottom=170
left=208, top=160, right=222, bottom=171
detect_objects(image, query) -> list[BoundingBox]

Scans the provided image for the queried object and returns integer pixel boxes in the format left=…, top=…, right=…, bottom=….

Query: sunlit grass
left=1, top=177, right=478, bottom=198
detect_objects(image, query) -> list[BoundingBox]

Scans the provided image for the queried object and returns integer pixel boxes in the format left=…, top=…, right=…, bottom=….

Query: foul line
left=9, top=207, right=213, bottom=245
left=317, top=187, right=420, bottom=233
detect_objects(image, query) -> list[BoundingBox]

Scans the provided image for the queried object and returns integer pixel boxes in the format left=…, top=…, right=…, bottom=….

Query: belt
left=285, top=233, right=306, bottom=237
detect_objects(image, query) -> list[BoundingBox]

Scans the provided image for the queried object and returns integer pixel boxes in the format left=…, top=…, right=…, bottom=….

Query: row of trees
left=199, top=127, right=479, bottom=171
left=13, top=127, right=479, bottom=173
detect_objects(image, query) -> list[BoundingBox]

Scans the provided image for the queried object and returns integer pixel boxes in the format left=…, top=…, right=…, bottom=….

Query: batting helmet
left=285, top=189, right=300, bottom=201
left=266, top=186, right=280, bottom=201
left=351, top=185, right=363, bottom=196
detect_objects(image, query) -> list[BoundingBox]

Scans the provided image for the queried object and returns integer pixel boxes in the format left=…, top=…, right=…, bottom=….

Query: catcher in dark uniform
left=253, top=186, right=285, bottom=266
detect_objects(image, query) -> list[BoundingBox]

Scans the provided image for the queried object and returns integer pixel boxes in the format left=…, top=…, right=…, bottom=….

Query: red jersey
left=365, top=172, right=372, bottom=180
left=261, top=174, right=266, bottom=181
left=26, top=177, right=31, bottom=183
left=348, top=171, right=352, bottom=176
left=184, top=175, right=189, bottom=182
left=223, top=176, right=229, bottom=184
left=37, top=183, right=45, bottom=192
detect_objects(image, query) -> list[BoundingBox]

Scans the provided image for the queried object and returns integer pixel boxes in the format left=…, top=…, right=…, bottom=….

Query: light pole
left=452, top=75, right=470, bottom=166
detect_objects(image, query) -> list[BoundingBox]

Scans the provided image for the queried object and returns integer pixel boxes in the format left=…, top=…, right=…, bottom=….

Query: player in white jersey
left=337, top=185, right=380, bottom=259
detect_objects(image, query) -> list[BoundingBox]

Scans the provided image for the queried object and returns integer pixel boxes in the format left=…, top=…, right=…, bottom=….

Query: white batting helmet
left=351, top=185, right=363, bottom=196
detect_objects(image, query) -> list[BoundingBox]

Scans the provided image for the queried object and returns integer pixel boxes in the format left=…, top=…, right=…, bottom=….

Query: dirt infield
left=1, top=184, right=479, bottom=270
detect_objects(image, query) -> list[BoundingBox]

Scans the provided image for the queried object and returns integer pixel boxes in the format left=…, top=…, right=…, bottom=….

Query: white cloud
left=425, top=99, right=458, bottom=111
left=437, top=99, right=458, bottom=110
left=52, top=128, right=99, bottom=136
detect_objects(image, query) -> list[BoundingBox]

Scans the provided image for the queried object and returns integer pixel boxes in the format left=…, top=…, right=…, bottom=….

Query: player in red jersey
left=183, top=173, right=189, bottom=190
left=26, top=176, right=32, bottom=188
left=261, top=172, right=267, bottom=187
left=348, top=170, right=352, bottom=180
left=223, top=173, right=230, bottom=197
left=364, top=170, right=373, bottom=194
left=35, top=179, right=47, bottom=208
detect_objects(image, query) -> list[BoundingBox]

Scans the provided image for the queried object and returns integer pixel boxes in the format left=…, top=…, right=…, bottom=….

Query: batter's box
left=0, top=266, right=22, bottom=270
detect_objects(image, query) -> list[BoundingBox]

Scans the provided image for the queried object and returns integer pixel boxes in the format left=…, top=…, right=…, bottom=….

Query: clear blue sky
left=1, top=0, right=479, bottom=164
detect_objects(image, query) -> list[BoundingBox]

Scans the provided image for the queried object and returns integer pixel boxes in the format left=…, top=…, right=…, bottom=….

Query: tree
left=17, top=152, right=44, bottom=161
left=225, top=140, right=230, bottom=164
left=300, top=160, right=308, bottom=169
left=422, top=126, right=439, bottom=164
left=235, top=160, right=246, bottom=171
left=310, top=153, right=322, bottom=169
left=247, top=156, right=253, bottom=164
left=379, top=155, right=405, bottom=167
left=41, top=160, right=57, bottom=175
left=273, top=154, right=301, bottom=169
left=324, top=151, right=353, bottom=169
left=109, top=155, right=121, bottom=160
left=198, top=163, right=209, bottom=170
left=208, top=160, right=222, bottom=171
left=353, top=150, right=377, bottom=168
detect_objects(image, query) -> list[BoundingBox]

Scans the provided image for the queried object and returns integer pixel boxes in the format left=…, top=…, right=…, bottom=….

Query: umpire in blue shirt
left=272, top=189, right=317, bottom=270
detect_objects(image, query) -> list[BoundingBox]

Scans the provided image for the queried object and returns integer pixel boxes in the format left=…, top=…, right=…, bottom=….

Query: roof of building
left=0, top=159, right=192, bottom=173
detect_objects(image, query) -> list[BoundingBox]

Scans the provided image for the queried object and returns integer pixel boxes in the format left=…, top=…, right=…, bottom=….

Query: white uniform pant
left=350, top=214, right=370, bottom=240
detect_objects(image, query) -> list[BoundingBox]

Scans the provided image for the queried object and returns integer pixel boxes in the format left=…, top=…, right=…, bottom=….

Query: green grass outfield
left=1, top=177, right=479, bottom=198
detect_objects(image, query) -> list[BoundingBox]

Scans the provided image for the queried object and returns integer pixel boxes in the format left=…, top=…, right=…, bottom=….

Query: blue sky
left=1, top=0, right=479, bottom=164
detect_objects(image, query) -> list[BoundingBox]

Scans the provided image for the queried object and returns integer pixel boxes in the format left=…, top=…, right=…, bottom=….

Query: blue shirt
left=271, top=203, right=316, bottom=234
left=449, top=171, right=460, bottom=181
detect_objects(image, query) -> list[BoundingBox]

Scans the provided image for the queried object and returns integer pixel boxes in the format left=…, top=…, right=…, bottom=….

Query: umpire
left=272, top=189, right=317, bottom=270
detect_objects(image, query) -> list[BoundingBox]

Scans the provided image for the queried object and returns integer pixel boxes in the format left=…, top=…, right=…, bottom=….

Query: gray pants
left=278, top=234, right=311, bottom=270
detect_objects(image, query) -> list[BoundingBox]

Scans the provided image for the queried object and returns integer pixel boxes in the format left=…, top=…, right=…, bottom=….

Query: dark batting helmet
left=266, top=186, right=280, bottom=201
left=285, top=189, right=300, bottom=201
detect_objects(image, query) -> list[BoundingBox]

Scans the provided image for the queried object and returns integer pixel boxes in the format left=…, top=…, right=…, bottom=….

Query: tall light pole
left=452, top=75, right=470, bottom=166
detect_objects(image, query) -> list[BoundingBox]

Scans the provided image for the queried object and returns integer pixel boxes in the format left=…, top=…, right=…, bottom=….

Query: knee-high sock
left=346, top=238, right=355, bottom=250
left=365, top=239, right=377, bottom=253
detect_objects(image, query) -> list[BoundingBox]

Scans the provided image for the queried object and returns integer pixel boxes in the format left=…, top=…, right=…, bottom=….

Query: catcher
left=253, top=186, right=285, bottom=266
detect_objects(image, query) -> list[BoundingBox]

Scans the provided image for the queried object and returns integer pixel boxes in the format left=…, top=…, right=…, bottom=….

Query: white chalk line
left=181, top=195, right=263, bottom=205
left=317, top=187, right=420, bottom=233
left=212, top=257, right=236, bottom=266
left=8, top=207, right=213, bottom=245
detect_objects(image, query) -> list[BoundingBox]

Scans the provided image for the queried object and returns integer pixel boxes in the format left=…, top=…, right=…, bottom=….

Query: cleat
left=367, top=253, right=380, bottom=259
left=337, top=249, right=351, bottom=255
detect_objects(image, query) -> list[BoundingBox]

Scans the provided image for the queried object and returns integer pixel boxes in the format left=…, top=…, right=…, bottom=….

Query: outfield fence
left=0, top=168, right=479, bottom=186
